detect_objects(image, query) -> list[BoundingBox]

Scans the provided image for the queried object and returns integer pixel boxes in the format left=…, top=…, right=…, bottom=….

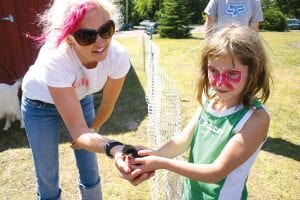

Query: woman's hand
left=70, top=128, right=96, bottom=150
left=114, top=150, right=131, bottom=174
left=118, top=166, right=155, bottom=186
left=70, top=141, right=82, bottom=150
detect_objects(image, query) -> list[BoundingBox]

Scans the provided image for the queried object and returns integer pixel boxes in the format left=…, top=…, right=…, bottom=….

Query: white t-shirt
left=22, top=40, right=130, bottom=104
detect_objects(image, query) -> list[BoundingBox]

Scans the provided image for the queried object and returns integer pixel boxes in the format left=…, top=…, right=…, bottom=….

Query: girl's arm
left=132, top=108, right=270, bottom=183
left=118, top=107, right=201, bottom=185
left=153, top=107, right=202, bottom=158
left=90, top=76, right=126, bottom=132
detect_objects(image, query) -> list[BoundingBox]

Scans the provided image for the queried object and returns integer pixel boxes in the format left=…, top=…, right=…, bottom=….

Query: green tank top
left=182, top=99, right=263, bottom=200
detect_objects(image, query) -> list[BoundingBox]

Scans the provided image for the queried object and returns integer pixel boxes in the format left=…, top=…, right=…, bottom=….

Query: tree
left=159, top=0, right=192, bottom=38
left=187, top=0, right=211, bottom=24
left=261, top=0, right=277, bottom=10
left=198, top=0, right=210, bottom=23
left=114, top=0, right=135, bottom=23
left=276, top=0, right=300, bottom=18
left=187, top=0, right=202, bottom=24
left=133, top=0, right=163, bottom=21
left=260, top=8, right=287, bottom=31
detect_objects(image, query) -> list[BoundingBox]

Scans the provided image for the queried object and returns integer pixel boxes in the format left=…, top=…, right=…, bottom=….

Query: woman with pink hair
left=21, top=0, right=143, bottom=199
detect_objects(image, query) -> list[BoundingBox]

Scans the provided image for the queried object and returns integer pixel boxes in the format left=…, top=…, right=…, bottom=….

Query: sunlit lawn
left=0, top=30, right=299, bottom=199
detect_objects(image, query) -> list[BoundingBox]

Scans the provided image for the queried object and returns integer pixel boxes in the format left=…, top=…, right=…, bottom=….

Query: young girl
left=125, top=25, right=271, bottom=199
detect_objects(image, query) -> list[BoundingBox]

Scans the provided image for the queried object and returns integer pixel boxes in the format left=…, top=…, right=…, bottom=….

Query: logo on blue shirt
left=225, top=3, right=246, bottom=17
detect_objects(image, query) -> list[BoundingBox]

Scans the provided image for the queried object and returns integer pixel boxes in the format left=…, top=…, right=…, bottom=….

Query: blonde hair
left=197, top=25, right=272, bottom=108
left=36, top=0, right=120, bottom=46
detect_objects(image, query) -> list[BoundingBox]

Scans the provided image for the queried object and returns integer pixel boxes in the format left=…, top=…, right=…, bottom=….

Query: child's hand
left=115, top=145, right=156, bottom=186
left=136, top=149, right=155, bottom=157
left=128, top=155, right=162, bottom=173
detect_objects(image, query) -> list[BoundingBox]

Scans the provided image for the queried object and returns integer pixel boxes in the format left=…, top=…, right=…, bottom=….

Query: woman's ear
left=66, top=35, right=74, bottom=46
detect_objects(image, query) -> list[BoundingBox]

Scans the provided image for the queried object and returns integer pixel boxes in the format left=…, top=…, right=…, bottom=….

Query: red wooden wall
left=0, top=0, right=49, bottom=84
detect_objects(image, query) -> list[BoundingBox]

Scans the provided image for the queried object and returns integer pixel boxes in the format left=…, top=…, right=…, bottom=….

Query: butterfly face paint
left=208, top=65, right=242, bottom=90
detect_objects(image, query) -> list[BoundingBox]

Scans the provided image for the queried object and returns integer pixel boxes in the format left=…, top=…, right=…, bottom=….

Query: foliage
left=276, top=0, right=300, bottom=19
left=133, top=0, right=162, bottom=21
left=261, top=0, right=277, bottom=10
left=186, top=0, right=203, bottom=24
left=114, top=0, right=136, bottom=24
left=262, top=0, right=300, bottom=19
left=261, top=8, right=287, bottom=31
left=198, top=0, right=210, bottom=24
left=159, top=0, right=192, bottom=38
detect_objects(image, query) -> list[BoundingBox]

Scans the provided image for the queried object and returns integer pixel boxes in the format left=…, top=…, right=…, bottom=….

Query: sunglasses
left=72, top=20, right=115, bottom=46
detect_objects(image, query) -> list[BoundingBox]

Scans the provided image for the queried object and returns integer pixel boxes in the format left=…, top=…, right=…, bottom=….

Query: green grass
left=0, top=31, right=299, bottom=199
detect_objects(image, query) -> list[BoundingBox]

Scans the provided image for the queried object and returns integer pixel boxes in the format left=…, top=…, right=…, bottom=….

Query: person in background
left=203, top=0, right=263, bottom=37
left=21, top=0, right=148, bottom=199
left=122, top=25, right=272, bottom=200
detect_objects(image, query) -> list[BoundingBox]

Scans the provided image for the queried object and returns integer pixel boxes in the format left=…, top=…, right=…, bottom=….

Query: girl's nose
left=216, top=74, right=224, bottom=87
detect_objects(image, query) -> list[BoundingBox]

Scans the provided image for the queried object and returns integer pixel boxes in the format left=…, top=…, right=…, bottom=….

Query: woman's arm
left=90, top=77, right=126, bottom=131
left=131, top=109, right=270, bottom=183
left=48, top=86, right=110, bottom=153
left=49, top=86, right=132, bottom=173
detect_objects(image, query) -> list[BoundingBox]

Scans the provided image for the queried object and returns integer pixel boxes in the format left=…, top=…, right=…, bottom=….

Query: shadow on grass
left=0, top=122, right=28, bottom=151
left=262, top=137, right=300, bottom=162
left=191, top=35, right=205, bottom=40
left=0, top=66, right=147, bottom=152
left=94, top=66, right=148, bottom=135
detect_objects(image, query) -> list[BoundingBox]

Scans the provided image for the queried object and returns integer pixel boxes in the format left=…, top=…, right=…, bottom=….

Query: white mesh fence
left=116, top=32, right=185, bottom=199
left=142, top=33, right=184, bottom=200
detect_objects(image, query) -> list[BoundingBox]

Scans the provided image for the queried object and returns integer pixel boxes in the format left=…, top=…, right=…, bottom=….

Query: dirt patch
left=290, top=42, right=300, bottom=48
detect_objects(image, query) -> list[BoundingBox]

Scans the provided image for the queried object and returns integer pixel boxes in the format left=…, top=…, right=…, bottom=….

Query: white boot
left=79, top=180, right=102, bottom=200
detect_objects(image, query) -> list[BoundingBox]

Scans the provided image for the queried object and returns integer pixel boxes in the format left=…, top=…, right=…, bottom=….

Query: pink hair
left=27, top=1, right=95, bottom=47
left=56, top=1, right=95, bottom=46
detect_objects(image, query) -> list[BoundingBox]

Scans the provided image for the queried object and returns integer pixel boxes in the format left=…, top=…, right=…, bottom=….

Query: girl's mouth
left=215, top=89, right=230, bottom=93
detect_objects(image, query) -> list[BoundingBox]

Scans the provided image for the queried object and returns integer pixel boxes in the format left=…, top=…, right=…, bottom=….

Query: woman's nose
left=94, top=35, right=105, bottom=44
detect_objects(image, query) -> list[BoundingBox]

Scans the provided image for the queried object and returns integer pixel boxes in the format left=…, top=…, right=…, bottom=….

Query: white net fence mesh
left=142, top=34, right=184, bottom=200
